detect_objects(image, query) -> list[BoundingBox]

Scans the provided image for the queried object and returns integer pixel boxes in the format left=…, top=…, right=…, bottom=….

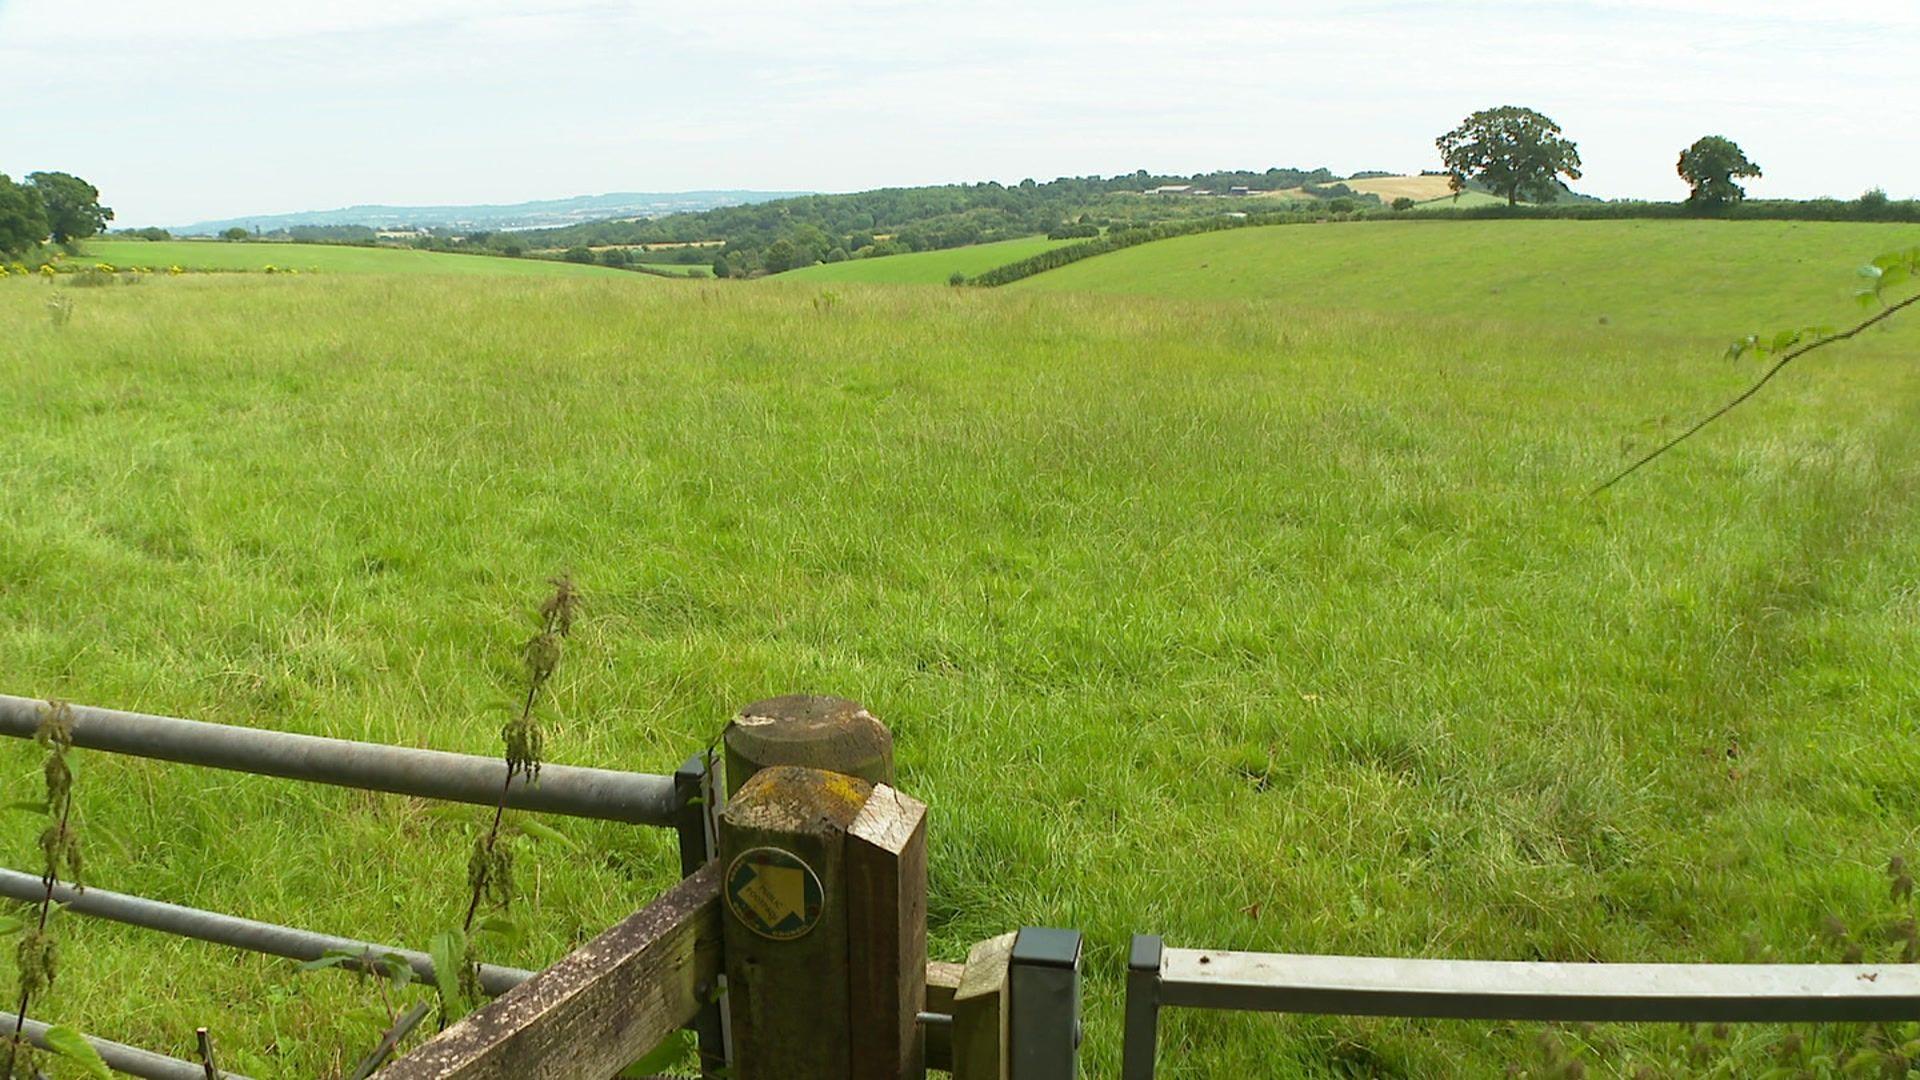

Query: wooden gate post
left=722, top=695, right=895, bottom=799
left=718, top=753, right=927, bottom=1080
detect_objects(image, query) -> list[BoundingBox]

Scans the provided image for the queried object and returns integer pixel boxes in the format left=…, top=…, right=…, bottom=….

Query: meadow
left=2, top=217, right=1918, bottom=1077
left=1015, top=219, right=1920, bottom=335
left=775, top=234, right=1074, bottom=283
left=55, top=239, right=629, bottom=277
left=635, top=261, right=713, bottom=277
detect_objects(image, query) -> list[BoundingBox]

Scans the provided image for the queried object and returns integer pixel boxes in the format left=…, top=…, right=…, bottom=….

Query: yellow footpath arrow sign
left=725, top=847, right=824, bottom=940
left=739, top=863, right=804, bottom=927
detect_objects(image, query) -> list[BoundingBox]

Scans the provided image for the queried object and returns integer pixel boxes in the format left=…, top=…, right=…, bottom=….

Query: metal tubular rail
left=0, top=695, right=678, bottom=826
left=1123, top=936, right=1920, bottom=1079
left=0, top=1010, right=247, bottom=1080
left=0, top=868, right=534, bottom=998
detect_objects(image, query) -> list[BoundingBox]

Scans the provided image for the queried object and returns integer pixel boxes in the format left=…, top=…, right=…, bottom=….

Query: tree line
left=0, top=172, right=113, bottom=259
left=485, top=167, right=1347, bottom=276
left=1433, top=105, right=1905, bottom=215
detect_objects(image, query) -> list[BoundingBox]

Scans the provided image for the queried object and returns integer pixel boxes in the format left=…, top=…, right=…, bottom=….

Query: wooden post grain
left=381, top=864, right=722, bottom=1079
left=719, top=765, right=872, bottom=1078
left=718, top=764, right=929, bottom=1080
left=848, top=784, right=929, bottom=1080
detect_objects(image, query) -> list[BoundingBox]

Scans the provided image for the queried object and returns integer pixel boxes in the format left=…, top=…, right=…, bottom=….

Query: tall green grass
left=1, top=248, right=1916, bottom=1075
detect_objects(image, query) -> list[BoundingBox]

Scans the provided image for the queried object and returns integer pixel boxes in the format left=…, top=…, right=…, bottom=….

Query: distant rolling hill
left=173, top=190, right=810, bottom=236
left=71, top=239, right=641, bottom=278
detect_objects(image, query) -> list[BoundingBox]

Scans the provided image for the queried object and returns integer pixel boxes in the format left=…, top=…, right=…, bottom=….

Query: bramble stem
left=1592, top=290, right=1919, bottom=494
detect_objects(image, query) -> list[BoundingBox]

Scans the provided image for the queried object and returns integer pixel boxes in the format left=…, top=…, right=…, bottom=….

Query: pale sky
left=2, top=1, right=1914, bottom=226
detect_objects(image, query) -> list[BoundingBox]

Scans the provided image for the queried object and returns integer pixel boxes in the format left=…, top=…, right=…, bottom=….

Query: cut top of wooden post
left=724, top=695, right=894, bottom=798
left=722, top=763, right=874, bottom=834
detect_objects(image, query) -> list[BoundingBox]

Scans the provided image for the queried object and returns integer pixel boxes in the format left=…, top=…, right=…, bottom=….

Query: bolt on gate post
left=718, top=696, right=929, bottom=1080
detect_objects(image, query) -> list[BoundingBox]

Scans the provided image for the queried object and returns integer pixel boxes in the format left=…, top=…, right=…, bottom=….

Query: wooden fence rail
left=382, top=864, right=723, bottom=1079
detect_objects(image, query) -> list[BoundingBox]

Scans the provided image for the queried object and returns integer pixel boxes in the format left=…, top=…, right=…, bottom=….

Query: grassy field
left=2, top=221, right=1918, bottom=1076
left=1015, top=219, right=1920, bottom=335
left=54, top=239, right=632, bottom=277
left=775, top=235, right=1075, bottom=284
left=636, top=261, right=713, bottom=277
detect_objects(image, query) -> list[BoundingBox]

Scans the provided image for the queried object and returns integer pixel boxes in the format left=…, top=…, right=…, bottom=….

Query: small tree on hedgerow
left=1436, top=105, right=1582, bottom=205
left=1677, top=136, right=1762, bottom=209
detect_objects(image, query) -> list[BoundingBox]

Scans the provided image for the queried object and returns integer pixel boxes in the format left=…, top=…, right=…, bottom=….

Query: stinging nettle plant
left=3, top=701, right=111, bottom=1080
left=300, top=577, right=581, bottom=1075
left=435, top=575, right=580, bottom=1025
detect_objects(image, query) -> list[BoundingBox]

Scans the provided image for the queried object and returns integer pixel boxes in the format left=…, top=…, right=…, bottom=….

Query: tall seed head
left=15, top=929, right=55, bottom=1000
left=37, top=821, right=81, bottom=885
left=42, top=753, right=72, bottom=817
left=523, top=631, right=561, bottom=687
left=467, top=832, right=514, bottom=912
left=502, top=714, right=544, bottom=782
left=540, top=575, right=579, bottom=637
left=35, top=701, right=74, bottom=752
left=458, top=941, right=483, bottom=1006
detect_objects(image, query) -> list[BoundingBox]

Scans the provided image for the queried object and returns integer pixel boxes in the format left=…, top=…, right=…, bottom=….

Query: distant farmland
left=775, top=235, right=1075, bottom=284
left=62, top=239, right=633, bottom=277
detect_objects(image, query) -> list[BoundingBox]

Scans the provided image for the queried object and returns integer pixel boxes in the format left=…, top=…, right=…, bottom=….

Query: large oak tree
left=27, top=171, right=113, bottom=245
left=1436, top=106, right=1583, bottom=206
left=1677, top=136, right=1762, bottom=208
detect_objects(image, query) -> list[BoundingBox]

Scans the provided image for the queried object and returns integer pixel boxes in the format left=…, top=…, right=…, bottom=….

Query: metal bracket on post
left=675, top=752, right=730, bottom=1077
left=1121, top=935, right=1164, bottom=1080
left=1009, top=927, right=1083, bottom=1080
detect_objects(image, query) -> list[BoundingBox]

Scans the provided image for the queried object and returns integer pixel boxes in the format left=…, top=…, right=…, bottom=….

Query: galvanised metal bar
left=1121, top=939, right=1920, bottom=1080
left=1155, top=949, right=1920, bottom=1022
left=0, top=1010, right=249, bottom=1080
left=0, top=695, right=677, bottom=826
left=0, top=868, right=534, bottom=997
